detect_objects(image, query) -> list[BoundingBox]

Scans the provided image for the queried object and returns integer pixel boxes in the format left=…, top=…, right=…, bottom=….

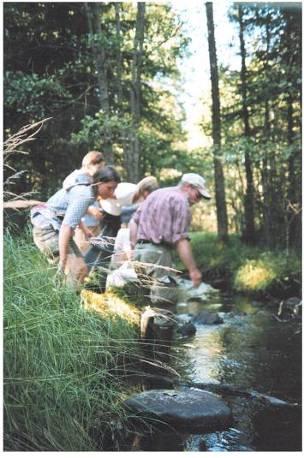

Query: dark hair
left=93, top=165, right=121, bottom=184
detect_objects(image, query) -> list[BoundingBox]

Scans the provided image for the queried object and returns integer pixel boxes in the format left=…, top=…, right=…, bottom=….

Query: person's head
left=82, top=151, right=105, bottom=176
left=92, top=165, right=121, bottom=199
left=180, top=173, right=211, bottom=206
left=133, top=176, right=159, bottom=202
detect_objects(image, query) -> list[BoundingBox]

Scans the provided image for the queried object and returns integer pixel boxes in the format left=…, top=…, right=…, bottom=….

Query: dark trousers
left=84, top=239, right=115, bottom=291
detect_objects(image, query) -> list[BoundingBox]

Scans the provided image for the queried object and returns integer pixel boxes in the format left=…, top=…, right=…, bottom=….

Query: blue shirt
left=47, top=187, right=95, bottom=229
left=47, top=170, right=95, bottom=229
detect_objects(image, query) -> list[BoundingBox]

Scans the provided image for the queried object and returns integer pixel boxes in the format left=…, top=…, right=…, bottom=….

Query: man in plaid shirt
left=130, top=173, right=211, bottom=305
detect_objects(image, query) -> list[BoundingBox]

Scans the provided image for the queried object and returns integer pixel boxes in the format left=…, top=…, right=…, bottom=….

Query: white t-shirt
left=111, top=227, right=132, bottom=268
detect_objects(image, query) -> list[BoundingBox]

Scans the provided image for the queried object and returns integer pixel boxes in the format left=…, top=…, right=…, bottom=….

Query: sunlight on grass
left=234, top=259, right=277, bottom=291
left=81, top=289, right=140, bottom=325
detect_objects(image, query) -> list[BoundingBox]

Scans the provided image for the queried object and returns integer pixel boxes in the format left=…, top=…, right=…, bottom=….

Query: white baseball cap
left=114, top=182, right=137, bottom=206
left=181, top=173, right=211, bottom=199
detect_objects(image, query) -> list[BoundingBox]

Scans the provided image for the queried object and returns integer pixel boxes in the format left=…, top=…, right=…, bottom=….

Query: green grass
left=189, top=232, right=301, bottom=296
left=3, top=230, right=145, bottom=451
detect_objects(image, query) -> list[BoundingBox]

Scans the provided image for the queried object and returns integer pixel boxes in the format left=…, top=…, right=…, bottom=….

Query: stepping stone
left=125, top=387, right=233, bottom=434
left=193, top=310, right=223, bottom=325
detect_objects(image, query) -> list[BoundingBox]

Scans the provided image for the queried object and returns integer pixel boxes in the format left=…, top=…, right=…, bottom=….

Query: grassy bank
left=190, top=232, right=301, bottom=298
left=3, top=231, right=145, bottom=451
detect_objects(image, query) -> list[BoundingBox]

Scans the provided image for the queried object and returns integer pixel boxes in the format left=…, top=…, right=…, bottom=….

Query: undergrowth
left=3, top=230, right=147, bottom=451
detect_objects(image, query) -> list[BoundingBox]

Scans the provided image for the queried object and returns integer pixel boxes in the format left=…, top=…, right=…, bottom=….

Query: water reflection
left=175, top=288, right=302, bottom=451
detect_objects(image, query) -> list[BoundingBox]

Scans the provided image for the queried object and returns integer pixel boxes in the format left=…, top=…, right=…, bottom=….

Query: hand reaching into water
left=189, top=268, right=202, bottom=287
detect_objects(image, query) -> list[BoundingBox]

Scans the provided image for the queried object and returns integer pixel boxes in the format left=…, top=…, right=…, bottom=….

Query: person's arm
left=129, top=219, right=138, bottom=250
left=86, top=205, right=104, bottom=221
left=129, top=205, right=141, bottom=249
left=175, top=238, right=202, bottom=287
left=78, top=220, right=94, bottom=239
left=58, top=224, right=74, bottom=272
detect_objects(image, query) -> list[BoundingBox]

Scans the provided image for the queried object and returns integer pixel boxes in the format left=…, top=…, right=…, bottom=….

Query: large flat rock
left=125, top=387, right=233, bottom=433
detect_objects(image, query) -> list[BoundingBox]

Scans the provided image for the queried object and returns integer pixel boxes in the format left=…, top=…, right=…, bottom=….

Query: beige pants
left=33, top=226, right=88, bottom=289
left=134, top=242, right=179, bottom=306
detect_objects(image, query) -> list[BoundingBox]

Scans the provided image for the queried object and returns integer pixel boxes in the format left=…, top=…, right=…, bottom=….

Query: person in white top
left=111, top=176, right=159, bottom=268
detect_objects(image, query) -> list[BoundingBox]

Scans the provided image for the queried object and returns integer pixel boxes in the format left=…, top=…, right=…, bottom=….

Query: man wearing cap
left=129, top=173, right=211, bottom=305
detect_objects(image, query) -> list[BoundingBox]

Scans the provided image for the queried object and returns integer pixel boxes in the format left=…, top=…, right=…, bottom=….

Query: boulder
left=140, top=307, right=175, bottom=361
left=125, top=387, right=233, bottom=434
left=176, top=321, right=197, bottom=338
left=193, top=310, right=224, bottom=325
left=140, top=307, right=175, bottom=340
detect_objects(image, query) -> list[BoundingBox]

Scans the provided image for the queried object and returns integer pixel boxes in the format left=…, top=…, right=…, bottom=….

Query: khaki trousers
left=33, top=226, right=88, bottom=289
left=134, top=242, right=179, bottom=306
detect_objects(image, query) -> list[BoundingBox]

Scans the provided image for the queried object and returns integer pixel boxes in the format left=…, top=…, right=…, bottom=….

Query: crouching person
left=31, top=166, right=121, bottom=290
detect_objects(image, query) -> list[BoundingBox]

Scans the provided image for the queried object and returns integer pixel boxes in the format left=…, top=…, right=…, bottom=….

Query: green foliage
left=190, top=232, right=253, bottom=272
left=5, top=71, right=71, bottom=119
left=234, top=251, right=301, bottom=293
left=190, top=232, right=301, bottom=295
left=3, top=231, right=142, bottom=451
left=4, top=2, right=190, bottom=192
left=234, top=257, right=277, bottom=292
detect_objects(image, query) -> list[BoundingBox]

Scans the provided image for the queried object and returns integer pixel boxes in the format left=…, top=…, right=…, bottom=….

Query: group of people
left=30, top=150, right=211, bottom=305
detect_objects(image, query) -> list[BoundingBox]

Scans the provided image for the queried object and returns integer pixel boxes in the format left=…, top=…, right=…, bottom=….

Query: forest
left=4, top=1, right=301, bottom=250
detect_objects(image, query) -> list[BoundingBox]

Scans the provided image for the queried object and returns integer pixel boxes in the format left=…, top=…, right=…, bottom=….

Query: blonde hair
left=82, top=151, right=104, bottom=167
left=133, top=176, right=159, bottom=202
left=137, top=176, right=158, bottom=193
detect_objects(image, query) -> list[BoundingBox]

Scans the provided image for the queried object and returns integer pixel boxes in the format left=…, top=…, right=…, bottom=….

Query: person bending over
left=129, top=173, right=211, bottom=305
left=31, top=166, right=120, bottom=289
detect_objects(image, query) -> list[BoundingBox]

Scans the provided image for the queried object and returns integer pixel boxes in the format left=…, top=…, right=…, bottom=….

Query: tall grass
left=3, top=230, right=145, bottom=451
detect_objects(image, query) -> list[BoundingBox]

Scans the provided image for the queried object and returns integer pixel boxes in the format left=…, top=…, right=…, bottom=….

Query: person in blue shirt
left=31, top=164, right=120, bottom=289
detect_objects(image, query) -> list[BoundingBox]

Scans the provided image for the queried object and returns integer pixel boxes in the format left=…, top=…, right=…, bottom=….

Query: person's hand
left=84, top=229, right=94, bottom=239
left=189, top=268, right=202, bottom=287
left=58, top=257, right=67, bottom=273
left=53, top=263, right=65, bottom=288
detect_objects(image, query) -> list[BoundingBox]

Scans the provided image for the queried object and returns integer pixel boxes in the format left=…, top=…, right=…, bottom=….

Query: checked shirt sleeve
left=62, top=187, right=95, bottom=229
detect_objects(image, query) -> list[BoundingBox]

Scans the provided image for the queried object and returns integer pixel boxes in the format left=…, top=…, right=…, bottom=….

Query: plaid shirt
left=132, top=186, right=191, bottom=245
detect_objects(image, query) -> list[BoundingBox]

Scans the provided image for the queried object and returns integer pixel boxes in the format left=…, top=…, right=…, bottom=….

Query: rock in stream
left=125, top=387, right=233, bottom=434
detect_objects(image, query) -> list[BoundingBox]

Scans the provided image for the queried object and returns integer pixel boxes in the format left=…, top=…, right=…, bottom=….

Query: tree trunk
left=127, top=2, right=145, bottom=182
left=114, top=3, right=123, bottom=106
left=261, top=17, right=272, bottom=246
left=238, top=5, right=255, bottom=244
left=205, top=2, right=228, bottom=242
left=85, top=2, right=114, bottom=164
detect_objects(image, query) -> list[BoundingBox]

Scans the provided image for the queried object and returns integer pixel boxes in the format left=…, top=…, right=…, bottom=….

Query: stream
left=172, top=283, right=302, bottom=452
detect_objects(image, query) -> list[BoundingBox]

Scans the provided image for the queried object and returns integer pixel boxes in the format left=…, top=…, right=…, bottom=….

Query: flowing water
left=173, top=284, right=302, bottom=452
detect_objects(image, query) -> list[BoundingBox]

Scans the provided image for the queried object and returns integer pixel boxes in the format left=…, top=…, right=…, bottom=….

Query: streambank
left=189, top=232, right=301, bottom=301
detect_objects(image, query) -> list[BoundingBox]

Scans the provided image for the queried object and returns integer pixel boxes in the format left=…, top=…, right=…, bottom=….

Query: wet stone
left=125, top=388, right=233, bottom=434
left=176, top=321, right=197, bottom=338
left=193, top=310, right=224, bottom=325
